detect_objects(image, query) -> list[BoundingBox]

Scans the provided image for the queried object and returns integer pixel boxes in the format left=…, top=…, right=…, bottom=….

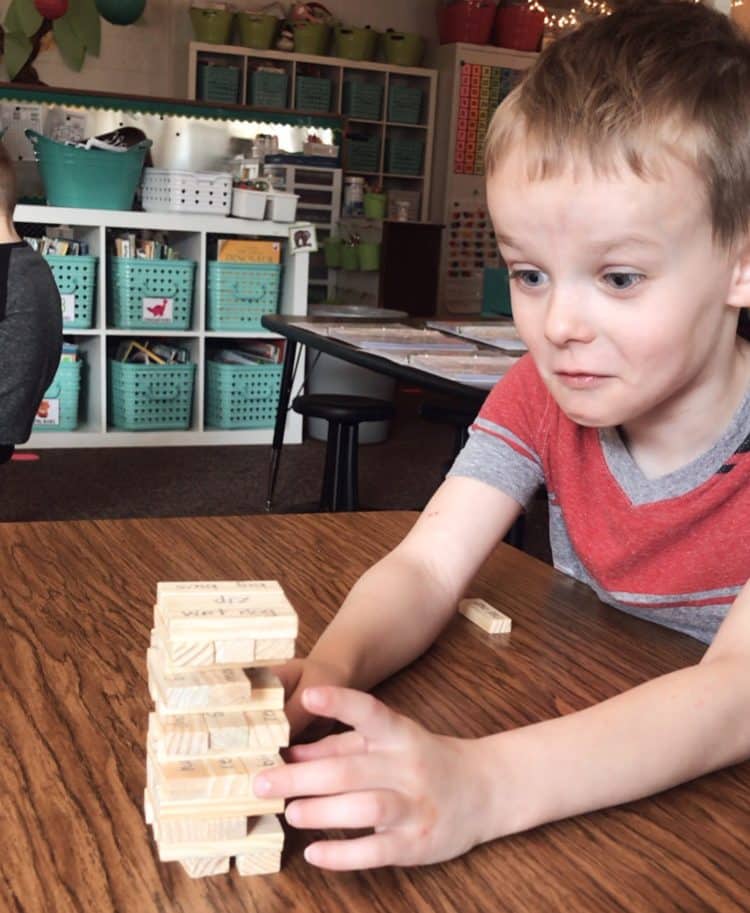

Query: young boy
left=0, top=142, right=62, bottom=460
left=253, top=0, right=750, bottom=870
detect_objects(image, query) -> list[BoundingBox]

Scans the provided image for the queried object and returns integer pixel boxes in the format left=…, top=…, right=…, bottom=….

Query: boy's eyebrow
left=494, top=232, right=661, bottom=251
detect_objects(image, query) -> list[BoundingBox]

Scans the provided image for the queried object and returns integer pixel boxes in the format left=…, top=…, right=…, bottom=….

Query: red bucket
left=438, top=2, right=497, bottom=45
left=493, top=5, right=545, bottom=52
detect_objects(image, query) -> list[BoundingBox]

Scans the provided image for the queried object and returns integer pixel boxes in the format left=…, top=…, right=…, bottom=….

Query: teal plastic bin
left=34, top=360, right=82, bottom=431
left=343, top=80, right=383, bottom=120
left=249, top=70, right=289, bottom=107
left=44, top=254, right=98, bottom=329
left=205, top=360, right=282, bottom=429
left=388, top=85, right=423, bottom=124
left=197, top=63, right=241, bottom=103
left=26, top=129, right=151, bottom=210
left=386, top=138, right=424, bottom=175
left=295, top=75, right=332, bottom=112
left=109, top=258, right=196, bottom=330
left=207, top=262, right=281, bottom=331
left=346, top=135, right=380, bottom=172
left=482, top=267, right=512, bottom=318
left=109, top=360, right=195, bottom=430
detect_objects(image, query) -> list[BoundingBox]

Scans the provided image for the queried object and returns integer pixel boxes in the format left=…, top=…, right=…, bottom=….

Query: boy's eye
left=509, top=268, right=548, bottom=289
left=603, top=271, right=644, bottom=290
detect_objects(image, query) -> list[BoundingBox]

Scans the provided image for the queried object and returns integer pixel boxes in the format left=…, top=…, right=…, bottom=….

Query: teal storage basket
left=110, top=258, right=196, bottom=330
left=346, top=135, right=380, bottom=172
left=44, top=254, right=97, bottom=329
left=207, top=262, right=281, bottom=331
left=198, top=63, right=241, bottom=103
left=388, top=85, right=423, bottom=124
left=109, top=360, right=195, bottom=431
left=34, top=360, right=82, bottom=431
left=249, top=70, right=288, bottom=107
left=387, top=138, right=424, bottom=175
left=26, top=129, right=151, bottom=210
left=205, top=360, right=282, bottom=429
left=295, top=75, right=332, bottom=112
left=342, top=80, right=383, bottom=120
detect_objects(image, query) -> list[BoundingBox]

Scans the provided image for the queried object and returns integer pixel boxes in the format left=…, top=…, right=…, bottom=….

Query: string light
left=540, top=0, right=743, bottom=38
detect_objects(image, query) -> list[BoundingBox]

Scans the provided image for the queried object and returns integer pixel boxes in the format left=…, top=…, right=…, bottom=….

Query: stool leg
left=320, top=421, right=341, bottom=511
left=331, top=422, right=359, bottom=512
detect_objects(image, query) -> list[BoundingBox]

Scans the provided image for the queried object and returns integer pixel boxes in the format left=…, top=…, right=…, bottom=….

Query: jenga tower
left=144, top=580, right=297, bottom=878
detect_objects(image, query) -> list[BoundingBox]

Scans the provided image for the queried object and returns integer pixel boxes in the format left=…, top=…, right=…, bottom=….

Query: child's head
left=484, top=1, right=750, bottom=435
left=485, top=0, right=750, bottom=251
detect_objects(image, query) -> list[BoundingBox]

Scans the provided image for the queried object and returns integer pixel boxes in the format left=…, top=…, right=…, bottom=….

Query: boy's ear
left=727, top=236, right=750, bottom=309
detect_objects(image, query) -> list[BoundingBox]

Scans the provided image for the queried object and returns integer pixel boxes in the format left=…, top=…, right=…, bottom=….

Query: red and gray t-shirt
left=448, top=355, right=750, bottom=644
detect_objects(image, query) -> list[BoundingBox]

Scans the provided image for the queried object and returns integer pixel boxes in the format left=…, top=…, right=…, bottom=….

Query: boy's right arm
left=280, top=475, right=524, bottom=735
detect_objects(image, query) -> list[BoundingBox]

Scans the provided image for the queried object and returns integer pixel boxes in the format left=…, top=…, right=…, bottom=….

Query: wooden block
left=205, top=712, right=250, bottom=751
left=157, top=580, right=285, bottom=605
left=214, top=639, right=256, bottom=664
left=253, top=638, right=295, bottom=662
left=154, top=753, right=283, bottom=817
left=147, top=648, right=253, bottom=712
left=458, top=598, right=512, bottom=634
left=144, top=788, right=154, bottom=825
left=246, top=710, right=290, bottom=752
left=154, top=668, right=285, bottom=717
left=159, top=815, right=283, bottom=864
left=236, top=848, right=282, bottom=876
left=150, top=712, right=210, bottom=757
left=156, top=585, right=298, bottom=640
left=179, top=857, right=230, bottom=878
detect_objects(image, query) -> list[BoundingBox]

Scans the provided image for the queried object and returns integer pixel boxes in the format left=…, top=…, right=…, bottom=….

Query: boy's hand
left=272, top=658, right=352, bottom=741
left=252, top=686, right=488, bottom=870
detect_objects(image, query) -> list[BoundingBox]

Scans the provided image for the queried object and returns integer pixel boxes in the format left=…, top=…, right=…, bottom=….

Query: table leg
left=265, top=337, right=298, bottom=512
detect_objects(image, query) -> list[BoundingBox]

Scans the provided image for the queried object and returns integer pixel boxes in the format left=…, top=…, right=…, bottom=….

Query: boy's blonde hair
left=485, top=0, right=750, bottom=249
left=0, top=142, right=17, bottom=217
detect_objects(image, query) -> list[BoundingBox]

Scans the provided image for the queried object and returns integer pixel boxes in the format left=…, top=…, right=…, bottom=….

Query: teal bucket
left=26, top=130, right=151, bottom=210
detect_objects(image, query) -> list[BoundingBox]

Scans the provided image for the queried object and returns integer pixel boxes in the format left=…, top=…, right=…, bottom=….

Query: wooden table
left=1, top=512, right=747, bottom=913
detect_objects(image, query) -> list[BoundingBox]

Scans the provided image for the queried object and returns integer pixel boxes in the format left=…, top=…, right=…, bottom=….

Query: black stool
left=292, top=394, right=395, bottom=512
left=419, top=399, right=475, bottom=465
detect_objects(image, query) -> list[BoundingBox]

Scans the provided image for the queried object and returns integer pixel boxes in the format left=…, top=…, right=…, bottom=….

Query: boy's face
left=487, top=146, right=744, bottom=433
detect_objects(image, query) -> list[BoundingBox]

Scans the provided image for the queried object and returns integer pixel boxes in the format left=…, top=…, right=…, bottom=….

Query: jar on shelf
left=343, top=176, right=365, bottom=217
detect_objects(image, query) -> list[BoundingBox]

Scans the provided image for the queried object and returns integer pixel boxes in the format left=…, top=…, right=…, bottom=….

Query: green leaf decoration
left=53, top=16, right=86, bottom=71
left=66, top=0, right=101, bottom=57
left=15, top=0, right=44, bottom=39
left=4, top=0, right=24, bottom=34
left=4, top=30, right=33, bottom=79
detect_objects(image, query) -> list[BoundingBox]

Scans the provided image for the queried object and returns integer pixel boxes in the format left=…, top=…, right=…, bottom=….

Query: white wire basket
left=140, top=169, right=233, bottom=215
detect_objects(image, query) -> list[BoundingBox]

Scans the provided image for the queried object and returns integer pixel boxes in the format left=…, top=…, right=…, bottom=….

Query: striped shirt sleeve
left=447, top=354, right=546, bottom=508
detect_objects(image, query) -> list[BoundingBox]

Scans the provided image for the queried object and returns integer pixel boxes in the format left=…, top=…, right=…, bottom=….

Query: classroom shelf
left=16, top=204, right=309, bottom=449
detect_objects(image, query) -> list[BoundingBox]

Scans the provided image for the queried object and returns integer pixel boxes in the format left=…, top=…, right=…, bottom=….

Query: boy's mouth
left=554, top=371, right=610, bottom=389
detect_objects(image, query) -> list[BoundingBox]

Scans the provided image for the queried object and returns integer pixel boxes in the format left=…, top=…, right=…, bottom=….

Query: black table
left=261, top=314, right=492, bottom=511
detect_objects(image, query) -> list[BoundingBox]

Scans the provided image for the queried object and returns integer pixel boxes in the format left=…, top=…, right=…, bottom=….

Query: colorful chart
left=454, top=63, right=524, bottom=176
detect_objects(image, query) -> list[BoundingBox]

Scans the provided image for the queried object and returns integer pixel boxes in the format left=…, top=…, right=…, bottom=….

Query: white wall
left=0, top=0, right=439, bottom=98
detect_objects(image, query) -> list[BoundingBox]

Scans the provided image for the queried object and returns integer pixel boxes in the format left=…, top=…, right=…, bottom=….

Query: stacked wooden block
left=144, top=580, right=297, bottom=878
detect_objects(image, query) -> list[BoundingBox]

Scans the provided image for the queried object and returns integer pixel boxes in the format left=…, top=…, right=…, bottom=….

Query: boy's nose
left=543, top=287, right=595, bottom=346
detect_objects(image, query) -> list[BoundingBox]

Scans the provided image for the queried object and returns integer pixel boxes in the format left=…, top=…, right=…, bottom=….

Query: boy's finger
left=286, top=729, right=367, bottom=762
left=254, top=751, right=399, bottom=800
left=303, top=832, right=407, bottom=871
left=285, top=788, right=403, bottom=831
left=301, top=686, right=405, bottom=743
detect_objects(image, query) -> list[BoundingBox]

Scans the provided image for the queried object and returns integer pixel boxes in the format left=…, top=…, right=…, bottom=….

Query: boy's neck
left=0, top=214, right=21, bottom=243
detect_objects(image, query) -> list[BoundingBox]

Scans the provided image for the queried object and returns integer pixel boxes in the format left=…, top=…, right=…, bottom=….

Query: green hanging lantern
left=95, top=0, right=146, bottom=26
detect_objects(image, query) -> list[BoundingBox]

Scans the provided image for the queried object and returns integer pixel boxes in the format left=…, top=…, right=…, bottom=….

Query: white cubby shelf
left=15, top=204, right=307, bottom=449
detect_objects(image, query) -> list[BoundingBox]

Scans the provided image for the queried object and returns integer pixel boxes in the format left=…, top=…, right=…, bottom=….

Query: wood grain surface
left=0, top=512, right=748, bottom=913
